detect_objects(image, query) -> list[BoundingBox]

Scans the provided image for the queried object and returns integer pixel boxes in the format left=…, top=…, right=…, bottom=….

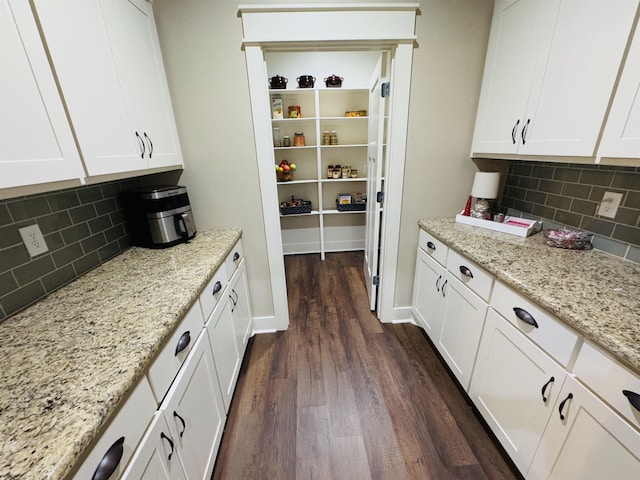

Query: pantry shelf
left=271, top=86, right=369, bottom=258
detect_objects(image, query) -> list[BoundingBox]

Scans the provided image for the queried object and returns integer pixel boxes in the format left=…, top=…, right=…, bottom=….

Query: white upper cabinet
left=33, top=0, right=183, bottom=176
left=598, top=23, right=640, bottom=161
left=0, top=0, right=84, bottom=189
left=471, top=0, right=639, bottom=158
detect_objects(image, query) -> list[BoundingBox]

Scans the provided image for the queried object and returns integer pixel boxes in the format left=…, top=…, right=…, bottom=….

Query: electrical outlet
left=18, top=224, right=49, bottom=258
left=597, top=191, right=623, bottom=219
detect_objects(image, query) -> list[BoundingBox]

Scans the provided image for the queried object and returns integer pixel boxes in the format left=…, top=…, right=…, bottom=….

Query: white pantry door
left=364, top=55, right=386, bottom=311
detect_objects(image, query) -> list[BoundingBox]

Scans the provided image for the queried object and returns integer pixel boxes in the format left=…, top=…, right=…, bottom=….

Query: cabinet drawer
left=573, top=341, right=640, bottom=429
left=445, top=249, right=494, bottom=301
left=199, top=263, right=228, bottom=322
left=72, top=378, right=155, bottom=480
left=147, top=302, right=204, bottom=404
left=225, top=238, right=244, bottom=280
left=491, top=281, right=579, bottom=367
left=418, top=229, right=448, bottom=266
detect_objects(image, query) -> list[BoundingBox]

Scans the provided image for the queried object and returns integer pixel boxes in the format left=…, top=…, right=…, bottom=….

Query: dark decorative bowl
left=297, top=75, right=315, bottom=88
left=269, top=75, right=288, bottom=89
left=324, top=74, right=343, bottom=88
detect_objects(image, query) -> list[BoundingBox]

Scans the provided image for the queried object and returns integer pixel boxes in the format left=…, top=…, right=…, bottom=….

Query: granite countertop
left=418, top=218, right=640, bottom=375
left=0, top=229, right=241, bottom=480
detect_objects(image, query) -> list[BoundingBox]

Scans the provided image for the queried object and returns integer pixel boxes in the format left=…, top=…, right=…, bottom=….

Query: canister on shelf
left=288, top=105, right=301, bottom=118
left=272, top=127, right=281, bottom=147
left=342, top=165, right=350, bottom=178
left=350, top=169, right=358, bottom=178
left=294, top=132, right=305, bottom=147
left=330, top=130, right=338, bottom=145
left=322, top=131, right=331, bottom=145
left=282, top=135, right=291, bottom=147
left=327, top=165, right=334, bottom=179
left=332, top=164, right=341, bottom=179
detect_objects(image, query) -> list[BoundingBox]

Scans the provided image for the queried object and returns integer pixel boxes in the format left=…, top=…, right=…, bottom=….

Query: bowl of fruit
left=276, top=160, right=296, bottom=181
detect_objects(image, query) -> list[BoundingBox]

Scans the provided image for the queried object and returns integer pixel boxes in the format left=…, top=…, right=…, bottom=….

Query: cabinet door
left=521, top=0, right=638, bottom=156
left=599, top=24, right=640, bottom=161
left=122, top=413, right=187, bottom=480
left=206, top=297, right=241, bottom=413
left=229, top=261, right=253, bottom=357
left=1, top=0, right=84, bottom=188
left=527, top=375, right=640, bottom=480
left=100, top=0, right=183, bottom=170
left=436, top=273, right=488, bottom=391
left=468, top=309, right=567, bottom=475
left=471, top=0, right=558, bottom=155
left=161, top=330, right=226, bottom=480
left=411, top=247, right=446, bottom=337
left=33, top=0, right=146, bottom=176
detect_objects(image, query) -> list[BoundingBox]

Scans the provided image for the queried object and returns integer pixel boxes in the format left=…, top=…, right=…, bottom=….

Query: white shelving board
left=272, top=87, right=370, bottom=258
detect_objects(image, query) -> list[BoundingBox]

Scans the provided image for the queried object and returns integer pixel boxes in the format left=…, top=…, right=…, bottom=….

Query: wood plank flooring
left=212, top=252, right=522, bottom=480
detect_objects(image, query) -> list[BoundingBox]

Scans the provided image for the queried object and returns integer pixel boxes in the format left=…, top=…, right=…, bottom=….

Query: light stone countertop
left=0, top=229, right=241, bottom=480
left=419, top=218, right=640, bottom=375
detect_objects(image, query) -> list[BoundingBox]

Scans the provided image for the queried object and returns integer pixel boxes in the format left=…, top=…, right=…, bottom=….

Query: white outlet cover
left=18, top=224, right=49, bottom=257
left=597, top=192, right=623, bottom=219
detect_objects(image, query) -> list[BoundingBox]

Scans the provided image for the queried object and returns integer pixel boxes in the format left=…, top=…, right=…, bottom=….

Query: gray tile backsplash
left=0, top=178, right=141, bottom=322
left=501, top=161, right=640, bottom=261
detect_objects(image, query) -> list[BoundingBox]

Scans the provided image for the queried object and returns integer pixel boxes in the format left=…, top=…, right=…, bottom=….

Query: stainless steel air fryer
left=123, top=186, right=197, bottom=248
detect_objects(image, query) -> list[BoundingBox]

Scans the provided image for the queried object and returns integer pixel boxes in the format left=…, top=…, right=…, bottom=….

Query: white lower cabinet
left=469, top=309, right=568, bottom=474
left=229, top=260, right=253, bottom=357
left=159, top=330, right=226, bottom=480
left=205, top=295, right=241, bottom=413
left=411, top=247, right=447, bottom=336
left=411, top=232, right=490, bottom=391
left=436, top=273, right=488, bottom=391
left=122, top=412, right=187, bottom=480
left=527, top=375, right=640, bottom=479
left=412, top=230, right=640, bottom=478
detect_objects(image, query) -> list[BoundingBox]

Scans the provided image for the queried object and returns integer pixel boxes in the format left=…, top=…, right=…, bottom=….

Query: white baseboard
left=380, top=305, right=413, bottom=324
left=251, top=315, right=288, bottom=334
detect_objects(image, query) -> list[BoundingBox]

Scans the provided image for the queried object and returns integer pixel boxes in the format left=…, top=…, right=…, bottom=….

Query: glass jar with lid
left=294, top=132, right=305, bottom=147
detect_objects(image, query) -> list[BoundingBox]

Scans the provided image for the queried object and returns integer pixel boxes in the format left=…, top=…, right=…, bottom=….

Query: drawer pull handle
left=459, top=265, right=473, bottom=278
left=135, top=131, right=145, bottom=159
left=175, top=331, right=191, bottom=356
left=173, top=411, right=186, bottom=437
left=622, top=390, right=640, bottom=412
left=558, top=393, right=573, bottom=420
left=521, top=118, right=531, bottom=144
left=541, top=376, right=555, bottom=402
left=435, top=274, right=442, bottom=292
left=144, top=132, right=153, bottom=158
left=160, top=432, right=175, bottom=461
left=426, top=241, right=436, bottom=250
left=212, top=281, right=222, bottom=295
left=441, top=279, right=448, bottom=298
left=511, top=119, right=520, bottom=144
left=233, top=251, right=240, bottom=262
left=92, top=436, right=124, bottom=480
left=513, top=307, right=538, bottom=328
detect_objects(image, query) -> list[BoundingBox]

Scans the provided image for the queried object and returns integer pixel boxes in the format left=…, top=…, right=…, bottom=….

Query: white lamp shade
left=471, top=172, right=501, bottom=199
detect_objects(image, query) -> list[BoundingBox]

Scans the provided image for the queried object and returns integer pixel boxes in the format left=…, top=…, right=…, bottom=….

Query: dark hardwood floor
left=212, top=252, right=522, bottom=479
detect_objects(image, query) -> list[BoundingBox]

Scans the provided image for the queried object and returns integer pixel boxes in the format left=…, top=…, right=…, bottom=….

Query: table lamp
left=470, top=172, right=500, bottom=220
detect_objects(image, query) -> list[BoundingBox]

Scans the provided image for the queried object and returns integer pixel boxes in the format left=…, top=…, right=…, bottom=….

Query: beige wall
left=153, top=0, right=495, bottom=319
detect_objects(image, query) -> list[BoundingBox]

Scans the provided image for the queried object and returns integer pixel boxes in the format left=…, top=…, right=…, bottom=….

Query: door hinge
left=373, top=275, right=380, bottom=286
left=377, top=191, right=384, bottom=203
left=381, top=82, right=390, bottom=97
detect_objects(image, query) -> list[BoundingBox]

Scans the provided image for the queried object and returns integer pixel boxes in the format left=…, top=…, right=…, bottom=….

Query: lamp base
left=470, top=197, right=496, bottom=220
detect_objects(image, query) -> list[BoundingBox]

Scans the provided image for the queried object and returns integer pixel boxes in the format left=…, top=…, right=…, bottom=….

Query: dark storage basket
left=335, top=200, right=366, bottom=212
left=280, top=201, right=312, bottom=215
